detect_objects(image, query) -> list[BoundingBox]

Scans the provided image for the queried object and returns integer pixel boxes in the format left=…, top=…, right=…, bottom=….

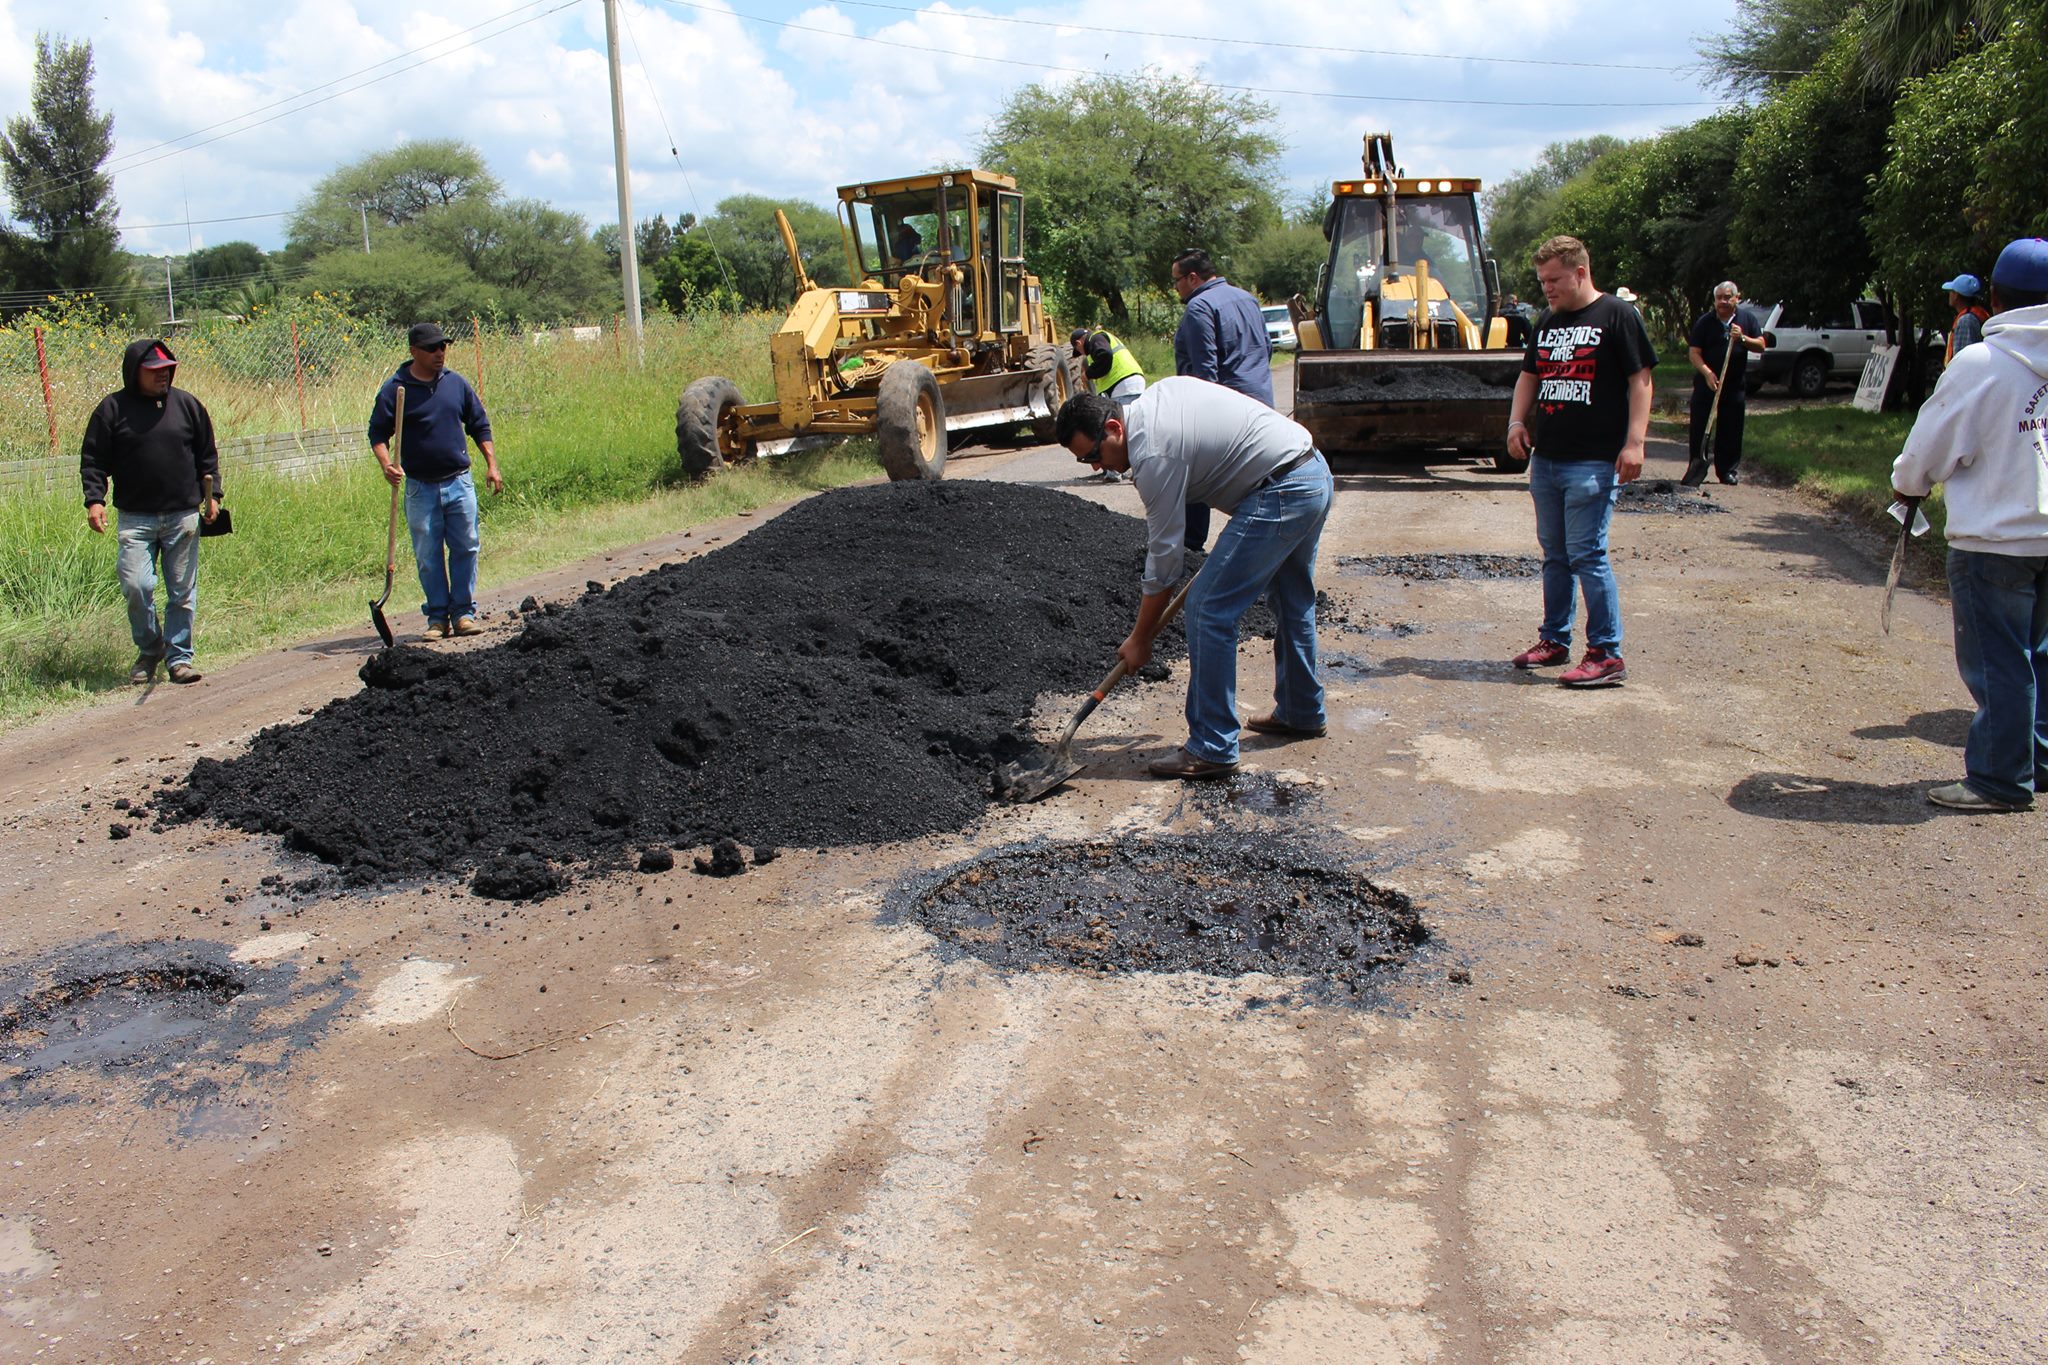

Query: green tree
left=1481, top=136, right=1626, bottom=297
left=679, top=196, right=846, bottom=310
left=297, top=239, right=500, bottom=327
left=0, top=34, right=122, bottom=295
left=1701, top=0, right=1864, bottom=96
left=1856, top=0, right=2026, bottom=87
left=650, top=231, right=740, bottom=313
left=1235, top=221, right=1326, bottom=305
left=414, top=198, right=612, bottom=322
left=184, top=241, right=269, bottom=308
left=1729, top=17, right=1892, bottom=318
left=1869, top=9, right=2048, bottom=320
left=285, top=140, right=499, bottom=261
left=979, top=70, right=1283, bottom=324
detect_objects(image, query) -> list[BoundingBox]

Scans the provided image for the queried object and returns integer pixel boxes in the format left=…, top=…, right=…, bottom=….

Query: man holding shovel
left=1684, top=281, right=1765, bottom=487
left=368, top=323, right=502, bottom=639
left=1890, top=237, right=2048, bottom=814
left=1055, top=379, right=1330, bottom=780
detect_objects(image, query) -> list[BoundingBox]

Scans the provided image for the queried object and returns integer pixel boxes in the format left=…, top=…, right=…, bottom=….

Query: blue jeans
left=406, top=472, right=482, bottom=624
left=115, top=509, right=200, bottom=667
left=1528, top=455, right=1622, bottom=652
left=1183, top=454, right=1333, bottom=763
left=1947, top=548, right=2048, bottom=806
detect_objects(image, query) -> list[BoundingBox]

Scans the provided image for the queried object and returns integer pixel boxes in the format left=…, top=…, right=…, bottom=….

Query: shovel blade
left=993, top=752, right=1083, bottom=804
left=370, top=601, right=394, bottom=650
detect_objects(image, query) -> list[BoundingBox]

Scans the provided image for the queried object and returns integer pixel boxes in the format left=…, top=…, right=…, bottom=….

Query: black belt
left=1257, top=449, right=1317, bottom=488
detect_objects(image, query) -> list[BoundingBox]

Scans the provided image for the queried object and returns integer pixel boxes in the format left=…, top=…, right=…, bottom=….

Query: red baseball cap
left=138, top=345, right=176, bottom=370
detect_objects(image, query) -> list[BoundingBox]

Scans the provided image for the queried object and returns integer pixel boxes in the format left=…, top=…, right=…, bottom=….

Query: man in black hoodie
left=80, top=339, right=223, bottom=685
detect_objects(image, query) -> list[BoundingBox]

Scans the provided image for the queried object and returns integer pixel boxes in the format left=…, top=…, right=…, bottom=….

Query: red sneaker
left=1512, top=639, right=1570, bottom=669
left=1559, top=648, right=1627, bottom=687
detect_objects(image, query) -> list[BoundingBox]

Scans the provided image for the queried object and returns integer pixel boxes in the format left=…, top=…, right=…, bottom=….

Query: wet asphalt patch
left=0, top=937, right=354, bottom=1112
left=1616, top=480, right=1728, bottom=515
left=888, top=832, right=1427, bottom=1001
left=1339, top=553, right=1540, bottom=582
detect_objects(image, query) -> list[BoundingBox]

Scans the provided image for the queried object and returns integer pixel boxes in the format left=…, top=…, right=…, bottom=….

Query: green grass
left=1655, top=403, right=1935, bottom=549
left=0, top=313, right=884, bottom=731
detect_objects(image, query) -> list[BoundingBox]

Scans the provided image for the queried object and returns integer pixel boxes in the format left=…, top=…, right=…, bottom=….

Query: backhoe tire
left=678, top=376, right=744, bottom=480
left=877, top=363, right=947, bottom=481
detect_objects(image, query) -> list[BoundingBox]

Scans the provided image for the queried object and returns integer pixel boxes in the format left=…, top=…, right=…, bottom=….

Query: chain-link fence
left=0, top=298, right=772, bottom=491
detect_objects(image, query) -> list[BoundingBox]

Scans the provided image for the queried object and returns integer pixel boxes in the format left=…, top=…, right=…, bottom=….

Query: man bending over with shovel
left=368, top=323, right=503, bottom=639
left=1055, top=379, right=1332, bottom=779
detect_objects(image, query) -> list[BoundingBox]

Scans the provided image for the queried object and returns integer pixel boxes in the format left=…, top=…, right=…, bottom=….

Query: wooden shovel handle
left=384, top=386, right=406, bottom=576
left=1085, top=574, right=1199, bottom=701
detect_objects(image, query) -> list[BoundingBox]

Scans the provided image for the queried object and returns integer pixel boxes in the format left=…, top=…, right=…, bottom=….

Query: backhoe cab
left=677, top=169, right=1077, bottom=482
left=1290, top=133, right=1523, bottom=468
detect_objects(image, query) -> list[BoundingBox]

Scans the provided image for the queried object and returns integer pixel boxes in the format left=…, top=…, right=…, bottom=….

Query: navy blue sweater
left=367, top=364, right=492, bottom=483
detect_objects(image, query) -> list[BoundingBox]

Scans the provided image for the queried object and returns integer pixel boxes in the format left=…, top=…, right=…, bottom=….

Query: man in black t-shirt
left=1684, top=281, right=1766, bottom=486
left=1503, top=235, right=1658, bottom=688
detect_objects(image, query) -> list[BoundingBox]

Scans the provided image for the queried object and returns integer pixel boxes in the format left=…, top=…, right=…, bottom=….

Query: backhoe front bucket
left=1292, top=350, right=1522, bottom=456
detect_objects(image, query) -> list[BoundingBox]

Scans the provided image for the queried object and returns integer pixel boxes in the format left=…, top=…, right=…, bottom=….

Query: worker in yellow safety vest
left=1070, top=327, right=1146, bottom=483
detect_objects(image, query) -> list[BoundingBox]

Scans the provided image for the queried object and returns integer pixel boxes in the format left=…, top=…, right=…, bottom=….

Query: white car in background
left=1262, top=305, right=1298, bottom=353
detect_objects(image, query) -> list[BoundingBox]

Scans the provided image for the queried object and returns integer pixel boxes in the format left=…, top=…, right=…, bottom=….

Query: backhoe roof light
left=1331, top=177, right=1481, bottom=195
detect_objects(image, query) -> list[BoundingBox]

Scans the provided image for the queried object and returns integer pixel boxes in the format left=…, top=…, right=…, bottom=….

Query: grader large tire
left=678, top=376, right=744, bottom=480
left=1027, top=341, right=1070, bottom=444
left=877, top=363, right=947, bottom=481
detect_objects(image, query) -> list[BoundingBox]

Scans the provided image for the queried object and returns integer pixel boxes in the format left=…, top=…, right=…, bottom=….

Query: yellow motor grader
left=1289, top=133, right=1524, bottom=469
left=678, top=168, right=1079, bottom=481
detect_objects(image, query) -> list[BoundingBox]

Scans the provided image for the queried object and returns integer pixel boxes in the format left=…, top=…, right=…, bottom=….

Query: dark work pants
left=1187, top=502, right=1212, bottom=553
left=1689, top=383, right=1747, bottom=479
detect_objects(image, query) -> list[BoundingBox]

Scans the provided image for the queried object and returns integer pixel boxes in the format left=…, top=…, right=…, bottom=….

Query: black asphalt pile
left=890, top=832, right=1428, bottom=999
left=163, top=483, right=1173, bottom=897
left=1616, top=480, right=1727, bottom=515
left=0, top=937, right=354, bottom=1110
left=1339, top=553, right=1540, bottom=581
left=1299, top=365, right=1518, bottom=404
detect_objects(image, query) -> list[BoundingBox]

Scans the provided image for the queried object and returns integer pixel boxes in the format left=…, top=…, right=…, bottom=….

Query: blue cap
left=1991, top=238, right=2048, bottom=293
left=1939, top=273, right=1981, bottom=297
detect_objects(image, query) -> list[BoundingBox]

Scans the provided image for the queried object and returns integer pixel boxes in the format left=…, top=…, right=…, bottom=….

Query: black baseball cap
left=409, top=322, right=449, bottom=348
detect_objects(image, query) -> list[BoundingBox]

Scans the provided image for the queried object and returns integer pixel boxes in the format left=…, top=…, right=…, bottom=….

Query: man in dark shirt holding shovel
left=1684, top=281, right=1765, bottom=486
left=368, top=323, right=502, bottom=639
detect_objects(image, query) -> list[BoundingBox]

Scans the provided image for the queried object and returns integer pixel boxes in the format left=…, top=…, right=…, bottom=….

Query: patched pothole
left=1616, top=480, right=1728, bottom=515
left=1340, top=553, right=1540, bottom=581
left=0, top=938, right=354, bottom=1109
left=890, top=834, right=1427, bottom=999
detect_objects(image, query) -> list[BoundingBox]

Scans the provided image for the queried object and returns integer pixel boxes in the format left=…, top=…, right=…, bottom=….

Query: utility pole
left=603, top=0, right=644, bottom=361
left=163, top=254, right=177, bottom=325
left=358, top=203, right=372, bottom=254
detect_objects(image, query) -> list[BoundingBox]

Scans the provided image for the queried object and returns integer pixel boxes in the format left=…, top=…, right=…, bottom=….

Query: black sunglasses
left=418, top=341, right=449, bottom=351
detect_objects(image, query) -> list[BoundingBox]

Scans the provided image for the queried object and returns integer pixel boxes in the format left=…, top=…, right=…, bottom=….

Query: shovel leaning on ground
left=1882, top=495, right=1925, bottom=634
left=369, top=386, right=406, bottom=648
left=1683, top=333, right=1739, bottom=487
left=996, top=575, right=1198, bottom=803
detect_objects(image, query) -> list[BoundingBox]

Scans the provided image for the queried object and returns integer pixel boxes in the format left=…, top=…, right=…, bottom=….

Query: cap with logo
left=1991, top=239, right=2048, bottom=293
left=138, top=344, right=177, bottom=370
left=408, top=322, right=449, bottom=348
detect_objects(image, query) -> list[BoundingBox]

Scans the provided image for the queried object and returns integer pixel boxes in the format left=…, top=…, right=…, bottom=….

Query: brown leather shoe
left=1147, top=748, right=1239, bottom=780
left=129, top=654, right=161, bottom=685
left=1245, top=712, right=1326, bottom=739
left=166, top=662, right=203, bottom=684
left=453, top=615, right=482, bottom=637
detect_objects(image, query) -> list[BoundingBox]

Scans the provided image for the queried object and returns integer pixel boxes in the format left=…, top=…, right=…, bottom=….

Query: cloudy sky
left=0, top=0, right=1746, bottom=268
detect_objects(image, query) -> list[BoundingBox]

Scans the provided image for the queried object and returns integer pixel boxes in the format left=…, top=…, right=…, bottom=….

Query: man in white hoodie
left=1891, top=237, right=2048, bottom=813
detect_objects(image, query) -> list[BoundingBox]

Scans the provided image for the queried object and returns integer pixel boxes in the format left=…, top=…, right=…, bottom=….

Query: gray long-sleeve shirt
left=1125, top=377, right=1316, bottom=593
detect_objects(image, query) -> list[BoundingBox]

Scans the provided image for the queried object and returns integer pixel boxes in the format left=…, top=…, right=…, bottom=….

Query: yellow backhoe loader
left=678, top=169, right=1079, bottom=481
left=1289, top=133, right=1523, bottom=469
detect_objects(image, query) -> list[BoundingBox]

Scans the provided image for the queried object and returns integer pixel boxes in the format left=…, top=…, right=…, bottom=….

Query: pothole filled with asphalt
left=1339, top=553, right=1540, bottom=581
left=1616, top=480, right=1728, bottom=515
left=0, top=938, right=354, bottom=1110
left=889, top=833, right=1428, bottom=1000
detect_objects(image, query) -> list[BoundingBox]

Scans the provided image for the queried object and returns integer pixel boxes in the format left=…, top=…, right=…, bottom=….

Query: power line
left=7, top=0, right=582, bottom=213
left=827, top=0, right=1723, bottom=74
left=617, top=0, right=742, bottom=301
left=653, top=0, right=1726, bottom=108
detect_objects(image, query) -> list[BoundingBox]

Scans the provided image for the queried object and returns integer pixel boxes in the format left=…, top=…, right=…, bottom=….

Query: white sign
left=1854, top=343, right=1899, bottom=412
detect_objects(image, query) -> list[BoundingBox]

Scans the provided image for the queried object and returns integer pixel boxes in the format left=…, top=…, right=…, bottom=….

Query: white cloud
left=0, top=0, right=1742, bottom=264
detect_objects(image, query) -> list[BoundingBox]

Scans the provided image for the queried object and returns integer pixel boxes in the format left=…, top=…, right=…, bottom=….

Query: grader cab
left=1290, top=133, right=1524, bottom=468
left=677, top=169, right=1078, bottom=482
